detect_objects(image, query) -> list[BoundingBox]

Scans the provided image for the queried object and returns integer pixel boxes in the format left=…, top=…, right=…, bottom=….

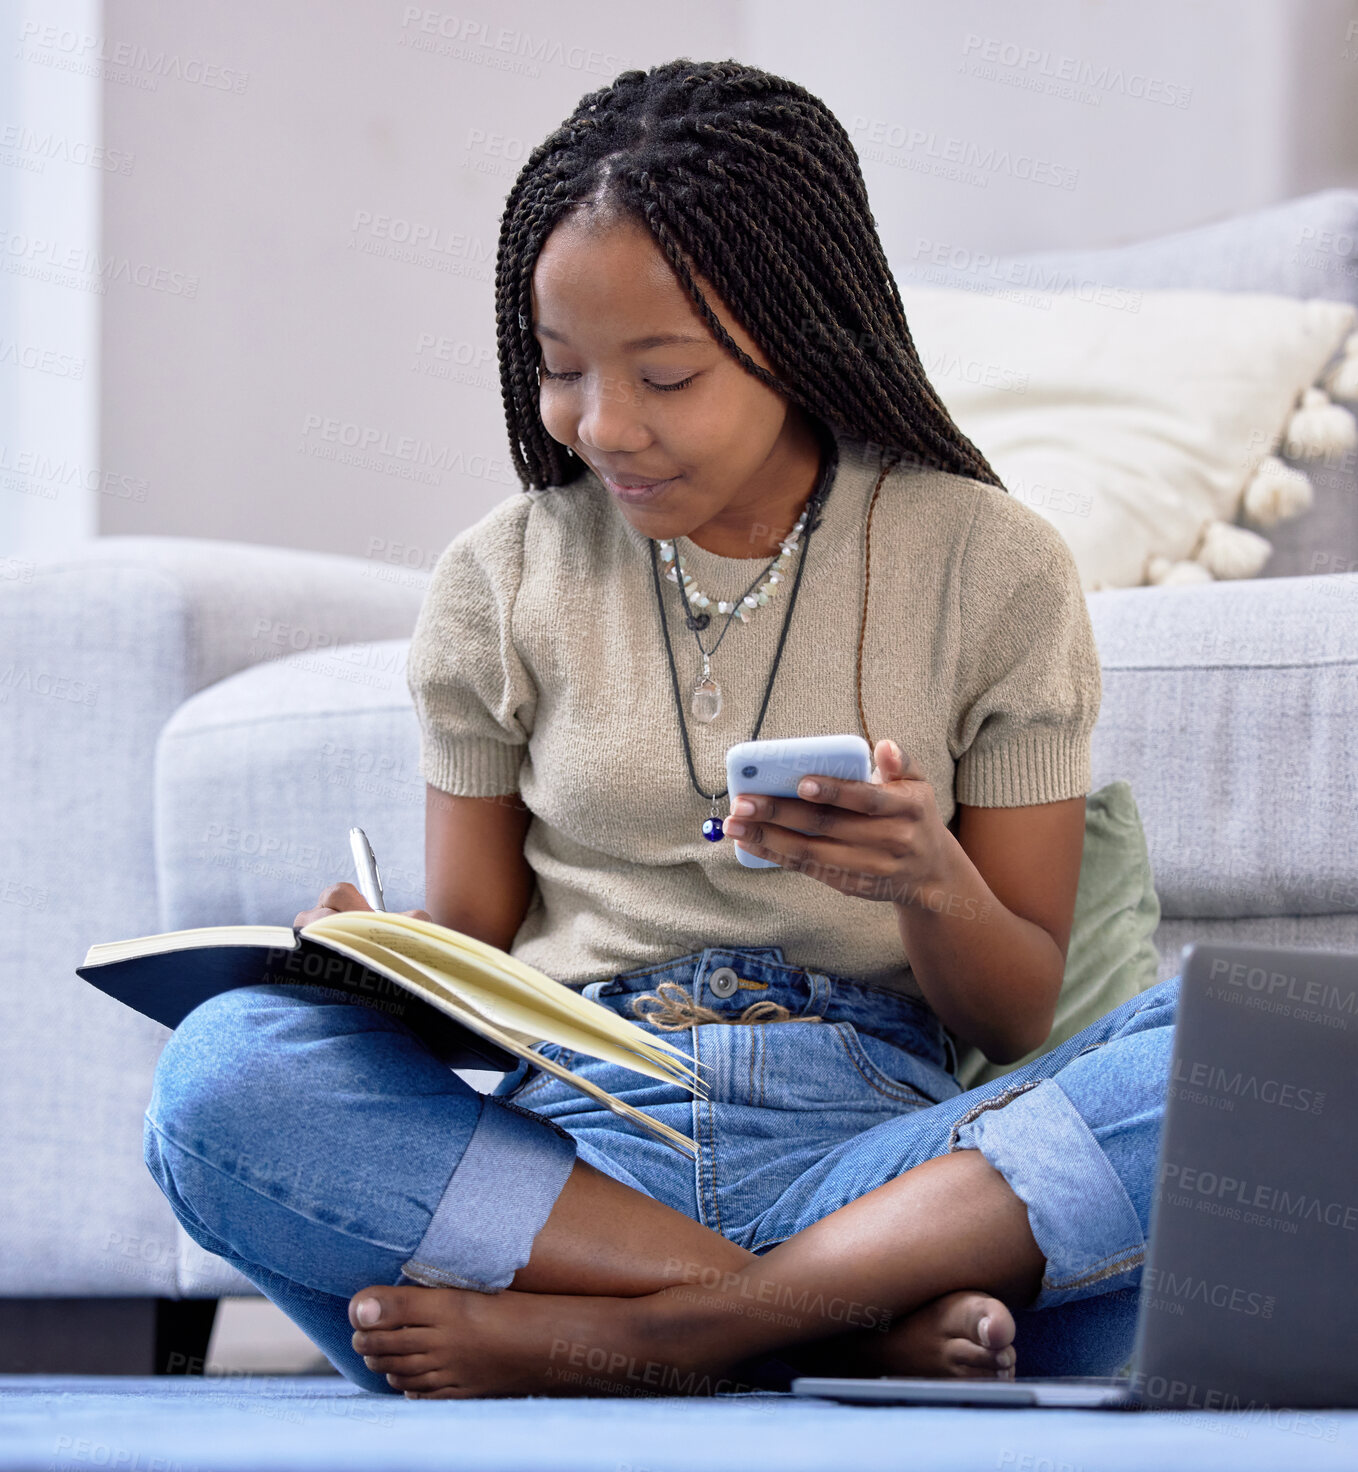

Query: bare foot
left=350, top=1282, right=726, bottom=1400
left=881, top=1290, right=1017, bottom=1378
left=348, top=1281, right=1016, bottom=1398
left=797, top=1290, right=1017, bottom=1381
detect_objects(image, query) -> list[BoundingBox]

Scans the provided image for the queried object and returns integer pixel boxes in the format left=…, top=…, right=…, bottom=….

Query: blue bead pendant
left=702, top=817, right=724, bottom=842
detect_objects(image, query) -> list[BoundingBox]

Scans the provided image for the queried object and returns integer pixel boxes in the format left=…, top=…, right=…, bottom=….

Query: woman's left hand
left=722, top=739, right=956, bottom=905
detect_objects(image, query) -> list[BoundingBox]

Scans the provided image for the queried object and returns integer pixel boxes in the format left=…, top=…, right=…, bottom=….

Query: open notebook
left=77, top=911, right=702, bottom=1155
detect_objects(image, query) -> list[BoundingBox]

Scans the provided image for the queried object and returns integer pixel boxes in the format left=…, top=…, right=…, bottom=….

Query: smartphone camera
left=741, top=764, right=758, bottom=778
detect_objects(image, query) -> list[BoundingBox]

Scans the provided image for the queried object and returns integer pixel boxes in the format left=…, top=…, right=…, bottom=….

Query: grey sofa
left=3, top=191, right=1357, bottom=1355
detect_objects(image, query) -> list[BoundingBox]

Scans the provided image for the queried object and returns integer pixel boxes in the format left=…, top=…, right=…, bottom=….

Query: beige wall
left=749, top=0, right=1358, bottom=257
left=99, top=1, right=742, bottom=563
left=99, top=0, right=1358, bottom=563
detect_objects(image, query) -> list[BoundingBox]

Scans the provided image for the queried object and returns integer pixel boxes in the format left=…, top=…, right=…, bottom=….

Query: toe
left=362, top=1351, right=439, bottom=1376
left=349, top=1284, right=437, bottom=1331
left=945, top=1338, right=1018, bottom=1379
left=386, top=1366, right=462, bottom=1394
left=975, top=1306, right=1015, bottom=1351
left=352, top=1327, right=438, bottom=1357
left=941, top=1291, right=1015, bottom=1353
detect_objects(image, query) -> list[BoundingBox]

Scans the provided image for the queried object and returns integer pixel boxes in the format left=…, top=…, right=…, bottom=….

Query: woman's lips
left=598, top=471, right=679, bottom=504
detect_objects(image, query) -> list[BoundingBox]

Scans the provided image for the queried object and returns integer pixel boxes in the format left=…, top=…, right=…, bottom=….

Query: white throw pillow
left=897, top=285, right=1357, bottom=590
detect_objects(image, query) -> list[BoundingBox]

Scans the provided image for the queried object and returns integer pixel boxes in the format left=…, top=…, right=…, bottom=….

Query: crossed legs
left=146, top=978, right=1177, bottom=1396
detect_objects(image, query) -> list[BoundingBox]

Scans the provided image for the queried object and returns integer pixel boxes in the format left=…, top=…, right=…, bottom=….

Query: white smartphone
left=725, top=734, right=873, bottom=870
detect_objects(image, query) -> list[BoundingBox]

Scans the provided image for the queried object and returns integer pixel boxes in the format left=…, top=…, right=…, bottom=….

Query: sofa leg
left=154, top=1297, right=219, bottom=1374
left=0, top=1297, right=218, bottom=1374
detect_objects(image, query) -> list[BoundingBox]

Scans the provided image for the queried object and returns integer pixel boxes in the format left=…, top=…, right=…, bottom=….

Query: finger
left=727, top=797, right=917, bottom=847
left=874, top=739, right=927, bottom=783
left=318, top=881, right=373, bottom=913
left=293, top=906, right=337, bottom=928
left=870, top=738, right=903, bottom=785
left=732, top=784, right=924, bottom=833
left=795, top=756, right=927, bottom=813
left=731, top=827, right=898, bottom=896
left=401, top=909, right=433, bottom=922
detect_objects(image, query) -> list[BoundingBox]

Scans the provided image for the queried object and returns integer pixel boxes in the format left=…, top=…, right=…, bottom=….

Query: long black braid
left=495, top=57, right=1005, bottom=494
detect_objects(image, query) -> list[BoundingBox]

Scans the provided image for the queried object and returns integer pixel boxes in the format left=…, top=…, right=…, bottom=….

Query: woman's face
left=530, top=213, right=821, bottom=557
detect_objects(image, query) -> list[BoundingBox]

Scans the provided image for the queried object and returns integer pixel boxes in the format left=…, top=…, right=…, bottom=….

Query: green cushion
left=953, top=779, right=1162, bottom=1090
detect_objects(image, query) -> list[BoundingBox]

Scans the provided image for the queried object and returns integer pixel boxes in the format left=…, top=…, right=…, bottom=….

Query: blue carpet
left=2, top=1376, right=1356, bottom=1472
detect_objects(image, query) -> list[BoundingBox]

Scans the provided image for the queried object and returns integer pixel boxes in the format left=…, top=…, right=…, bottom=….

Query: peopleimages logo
left=1170, top=1056, right=1325, bottom=1115
left=1160, top=1162, right=1358, bottom=1231
left=17, top=22, right=249, bottom=93
left=1210, top=955, right=1357, bottom=1010
left=1142, top=1265, right=1275, bottom=1318
left=958, top=33, right=1193, bottom=109
left=847, top=116, right=1079, bottom=190
left=1208, top=954, right=1356, bottom=1030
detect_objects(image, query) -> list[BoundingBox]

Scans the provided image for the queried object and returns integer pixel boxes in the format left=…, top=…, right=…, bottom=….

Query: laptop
left=792, top=941, right=1358, bottom=1409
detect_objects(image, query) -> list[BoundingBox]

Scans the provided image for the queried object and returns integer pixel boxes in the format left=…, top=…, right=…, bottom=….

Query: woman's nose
left=575, top=372, right=651, bottom=454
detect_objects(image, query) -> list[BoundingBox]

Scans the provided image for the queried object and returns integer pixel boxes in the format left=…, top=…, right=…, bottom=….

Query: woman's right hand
left=294, top=882, right=373, bottom=929
left=293, top=882, right=433, bottom=929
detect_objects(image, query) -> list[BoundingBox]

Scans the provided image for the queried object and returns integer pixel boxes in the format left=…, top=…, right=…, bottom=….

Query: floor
left=3, top=1375, right=1356, bottom=1472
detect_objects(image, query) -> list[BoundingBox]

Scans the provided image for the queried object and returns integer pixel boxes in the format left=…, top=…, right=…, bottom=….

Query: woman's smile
left=595, top=469, right=683, bottom=504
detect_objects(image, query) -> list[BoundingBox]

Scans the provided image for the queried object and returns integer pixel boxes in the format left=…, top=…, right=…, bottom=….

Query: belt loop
left=804, top=971, right=832, bottom=1016
left=581, top=980, right=610, bottom=1005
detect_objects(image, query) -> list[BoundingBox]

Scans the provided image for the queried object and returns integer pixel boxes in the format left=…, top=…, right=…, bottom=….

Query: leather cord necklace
left=648, top=427, right=835, bottom=843
left=649, top=508, right=820, bottom=841
left=854, top=447, right=899, bottom=752
left=648, top=431, right=899, bottom=846
left=647, top=420, right=900, bottom=847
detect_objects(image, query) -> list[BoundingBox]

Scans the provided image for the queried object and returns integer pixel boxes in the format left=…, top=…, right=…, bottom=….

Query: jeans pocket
left=830, top=1023, right=941, bottom=1106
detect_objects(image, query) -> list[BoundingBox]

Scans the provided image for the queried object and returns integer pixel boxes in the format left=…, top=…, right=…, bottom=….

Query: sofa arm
left=24, top=534, right=430, bottom=689
left=1087, top=572, right=1358, bottom=921
left=0, top=535, right=428, bottom=1296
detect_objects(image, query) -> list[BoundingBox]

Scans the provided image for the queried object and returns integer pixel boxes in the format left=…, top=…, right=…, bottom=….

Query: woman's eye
left=539, top=368, right=697, bottom=393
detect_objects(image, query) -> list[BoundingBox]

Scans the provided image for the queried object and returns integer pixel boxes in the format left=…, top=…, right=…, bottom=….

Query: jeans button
left=709, top=966, right=739, bottom=998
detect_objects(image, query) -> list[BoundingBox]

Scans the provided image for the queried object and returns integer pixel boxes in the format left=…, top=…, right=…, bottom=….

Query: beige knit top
left=406, top=430, right=1102, bottom=996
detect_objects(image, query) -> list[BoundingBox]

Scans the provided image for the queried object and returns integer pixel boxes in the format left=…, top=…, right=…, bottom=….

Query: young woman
left=144, top=58, right=1179, bottom=1399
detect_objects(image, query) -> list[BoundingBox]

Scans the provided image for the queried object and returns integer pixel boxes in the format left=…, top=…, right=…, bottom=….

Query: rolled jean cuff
left=398, top=1096, right=577, bottom=1293
left=949, top=1078, right=1145, bottom=1311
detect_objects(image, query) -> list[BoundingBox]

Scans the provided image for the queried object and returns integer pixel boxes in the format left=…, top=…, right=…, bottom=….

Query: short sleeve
left=951, top=494, right=1102, bottom=807
left=405, top=495, right=538, bottom=797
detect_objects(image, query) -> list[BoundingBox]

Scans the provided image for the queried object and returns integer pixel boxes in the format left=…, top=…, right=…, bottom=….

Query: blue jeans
left=144, top=945, right=1179, bottom=1394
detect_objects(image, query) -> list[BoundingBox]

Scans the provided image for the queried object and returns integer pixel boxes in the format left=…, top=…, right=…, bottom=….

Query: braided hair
left=496, top=57, right=1005, bottom=494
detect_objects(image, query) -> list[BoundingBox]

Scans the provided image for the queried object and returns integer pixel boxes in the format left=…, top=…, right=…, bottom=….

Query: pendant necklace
left=647, top=430, right=838, bottom=843
left=657, top=502, right=812, bottom=725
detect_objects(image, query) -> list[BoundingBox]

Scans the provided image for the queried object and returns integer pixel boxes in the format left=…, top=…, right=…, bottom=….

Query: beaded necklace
left=647, top=431, right=900, bottom=845
left=648, top=426, right=838, bottom=842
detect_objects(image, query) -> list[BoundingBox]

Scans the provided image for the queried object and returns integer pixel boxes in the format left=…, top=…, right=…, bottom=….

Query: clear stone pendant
left=691, top=676, right=723, bottom=723
left=691, top=655, right=722, bottom=722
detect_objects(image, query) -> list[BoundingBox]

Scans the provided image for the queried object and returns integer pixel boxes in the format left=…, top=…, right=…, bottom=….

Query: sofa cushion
left=897, top=283, right=1354, bottom=590
left=955, top=779, right=1160, bottom=1089
left=894, top=187, right=1358, bottom=306
left=893, top=189, right=1358, bottom=578
left=155, top=639, right=425, bottom=931
left=1087, top=572, right=1358, bottom=919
